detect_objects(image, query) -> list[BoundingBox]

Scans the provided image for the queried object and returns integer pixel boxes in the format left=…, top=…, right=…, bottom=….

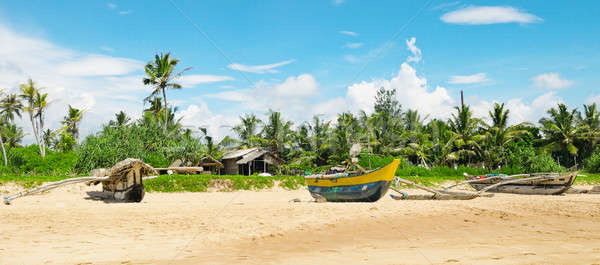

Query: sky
left=0, top=0, right=599, bottom=142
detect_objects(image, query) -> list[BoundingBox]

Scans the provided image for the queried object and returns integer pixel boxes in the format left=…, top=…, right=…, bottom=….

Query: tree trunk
left=38, top=116, right=45, bottom=157
left=162, top=87, right=168, bottom=135
left=0, top=135, right=7, bottom=166
left=28, top=113, right=42, bottom=157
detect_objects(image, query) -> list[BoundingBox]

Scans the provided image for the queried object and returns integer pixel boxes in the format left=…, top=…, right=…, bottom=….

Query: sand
left=1, top=183, right=600, bottom=265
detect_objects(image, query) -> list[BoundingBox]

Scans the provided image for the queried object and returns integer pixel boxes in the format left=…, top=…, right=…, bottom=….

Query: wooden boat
left=463, top=172, right=578, bottom=195
left=305, top=159, right=401, bottom=202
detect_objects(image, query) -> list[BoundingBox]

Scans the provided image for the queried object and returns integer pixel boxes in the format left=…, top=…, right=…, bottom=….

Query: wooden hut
left=221, top=148, right=283, bottom=175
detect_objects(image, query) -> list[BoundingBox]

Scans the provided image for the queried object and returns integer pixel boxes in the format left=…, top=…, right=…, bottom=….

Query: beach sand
left=1, top=183, right=600, bottom=265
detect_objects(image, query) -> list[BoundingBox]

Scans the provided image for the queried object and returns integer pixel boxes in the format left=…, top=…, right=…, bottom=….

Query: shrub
left=1, top=145, right=78, bottom=175
left=75, top=122, right=205, bottom=173
left=585, top=148, right=600, bottom=173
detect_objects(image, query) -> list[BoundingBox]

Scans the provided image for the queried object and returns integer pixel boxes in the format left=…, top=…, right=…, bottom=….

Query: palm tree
left=109, top=111, right=131, bottom=127
left=233, top=114, right=262, bottom=147
left=19, top=78, right=44, bottom=156
left=2, top=124, right=24, bottom=148
left=539, top=103, right=588, bottom=166
left=0, top=92, right=24, bottom=165
left=479, top=103, right=530, bottom=168
left=61, top=105, right=84, bottom=140
left=307, top=115, right=331, bottom=166
left=33, top=91, right=49, bottom=156
left=143, top=52, right=190, bottom=134
left=578, top=103, right=600, bottom=157
left=261, top=110, right=294, bottom=158
left=42, top=129, right=58, bottom=150
left=0, top=94, right=23, bottom=122
left=332, top=112, right=363, bottom=163
left=427, top=119, right=458, bottom=166
left=448, top=104, right=483, bottom=165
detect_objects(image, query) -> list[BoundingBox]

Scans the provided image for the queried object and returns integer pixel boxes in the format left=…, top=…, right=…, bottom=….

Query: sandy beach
left=1, top=183, right=600, bottom=265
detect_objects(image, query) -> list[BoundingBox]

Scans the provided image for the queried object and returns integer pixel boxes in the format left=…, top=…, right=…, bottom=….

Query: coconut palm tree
left=479, top=103, right=530, bottom=168
left=578, top=103, right=600, bottom=157
left=19, top=78, right=44, bottom=156
left=233, top=114, right=262, bottom=148
left=448, top=104, right=483, bottom=164
left=261, top=110, right=294, bottom=158
left=109, top=111, right=131, bottom=127
left=427, top=119, right=458, bottom=166
left=307, top=115, right=331, bottom=166
left=33, top=91, right=49, bottom=156
left=61, top=105, right=84, bottom=140
left=539, top=103, right=588, bottom=166
left=0, top=92, right=24, bottom=165
left=143, top=52, right=190, bottom=134
left=0, top=94, right=23, bottom=122
left=2, top=124, right=24, bottom=148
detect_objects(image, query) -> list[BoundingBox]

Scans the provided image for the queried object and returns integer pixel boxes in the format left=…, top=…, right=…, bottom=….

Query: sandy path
left=1, top=184, right=600, bottom=265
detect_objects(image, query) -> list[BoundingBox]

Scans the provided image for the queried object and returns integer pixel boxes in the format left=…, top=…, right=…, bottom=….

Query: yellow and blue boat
left=305, top=159, right=401, bottom=202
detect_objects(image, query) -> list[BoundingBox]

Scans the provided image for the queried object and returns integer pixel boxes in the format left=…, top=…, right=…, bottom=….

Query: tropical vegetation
left=1, top=53, right=599, bottom=182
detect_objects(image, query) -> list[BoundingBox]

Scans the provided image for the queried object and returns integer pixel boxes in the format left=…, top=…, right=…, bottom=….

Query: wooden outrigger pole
left=389, top=177, right=493, bottom=200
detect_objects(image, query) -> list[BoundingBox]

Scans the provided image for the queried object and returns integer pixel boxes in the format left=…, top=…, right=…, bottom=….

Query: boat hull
left=308, top=181, right=391, bottom=202
left=466, top=173, right=577, bottom=195
left=305, top=159, right=400, bottom=202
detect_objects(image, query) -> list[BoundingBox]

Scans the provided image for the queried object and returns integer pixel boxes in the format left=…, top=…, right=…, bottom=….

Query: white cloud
left=107, top=3, right=117, bottom=9
left=57, top=55, right=141, bottom=76
left=119, top=10, right=132, bottom=15
left=531, top=72, right=573, bottom=89
left=205, top=74, right=320, bottom=122
left=346, top=63, right=455, bottom=118
left=406, top=37, right=421, bottom=63
left=586, top=94, right=600, bottom=105
left=273, top=74, right=318, bottom=97
left=227, top=59, right=295, bottom=74
left=178, top=74, right=234, bottom=88
left=176, top=102, right=238, bottom=141
left=432, top=1, right=460, bottom=10
left=333, top=0, right=345, bottom=5
left=343, top=55, right=360, bottom=63
left=507, top=92, right=563, bottom=124
left=0, top=23, right=231, bottom=144
left=448, top=73, right=490, bottom=84
left=100, top=46, right=114, bottom=52
left=345, top=42, right=363, bottom=49
left=339, top=30, right=358, bottom=37
left=441, top=6, right=542, bottom=25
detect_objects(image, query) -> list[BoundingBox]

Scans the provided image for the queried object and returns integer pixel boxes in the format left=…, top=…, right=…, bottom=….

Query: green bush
left=0, top=145, right=78, bottom=175
left=527, top=153, right=565, bottom=172
left=75, top=122, right=205, bottom=173
left=585, top=148, right=600, bottom=173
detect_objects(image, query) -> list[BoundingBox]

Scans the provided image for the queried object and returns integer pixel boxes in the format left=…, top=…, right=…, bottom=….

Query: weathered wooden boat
left=4, top=158, right=158, bottom=205
left=462, top=172, right=578, bottom=195
left=305, top=159, right=400, bottom=202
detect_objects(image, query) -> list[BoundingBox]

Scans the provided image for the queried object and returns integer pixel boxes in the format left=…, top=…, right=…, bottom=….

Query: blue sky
left=0, top=1, right=598, bottom=141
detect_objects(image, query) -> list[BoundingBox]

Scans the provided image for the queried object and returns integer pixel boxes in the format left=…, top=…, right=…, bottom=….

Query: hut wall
left=223, top=159, right=239, bottom=175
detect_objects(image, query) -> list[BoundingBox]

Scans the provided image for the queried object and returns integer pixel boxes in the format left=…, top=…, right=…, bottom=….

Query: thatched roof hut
left=221, top=148, right=283, bottom=175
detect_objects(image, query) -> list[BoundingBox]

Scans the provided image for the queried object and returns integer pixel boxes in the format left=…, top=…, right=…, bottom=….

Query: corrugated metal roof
left=222, top=148, right=258, bottom=160
left=236, top=150, right=268, bottom=164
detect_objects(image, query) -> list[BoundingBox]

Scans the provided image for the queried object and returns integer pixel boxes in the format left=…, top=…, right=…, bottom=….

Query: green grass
left=0, top=175, right=72, bottom=188
left=143, top=174, right=306, bottom=192
left=2, top=170, right=598, bottom=192
left=574, top=172, right=600, bottom=185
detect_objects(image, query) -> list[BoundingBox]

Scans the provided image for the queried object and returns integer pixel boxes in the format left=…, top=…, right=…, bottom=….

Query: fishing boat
left=305, top=159, right=401, bottom=202
left=462, top=172, right=578, bottom=195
